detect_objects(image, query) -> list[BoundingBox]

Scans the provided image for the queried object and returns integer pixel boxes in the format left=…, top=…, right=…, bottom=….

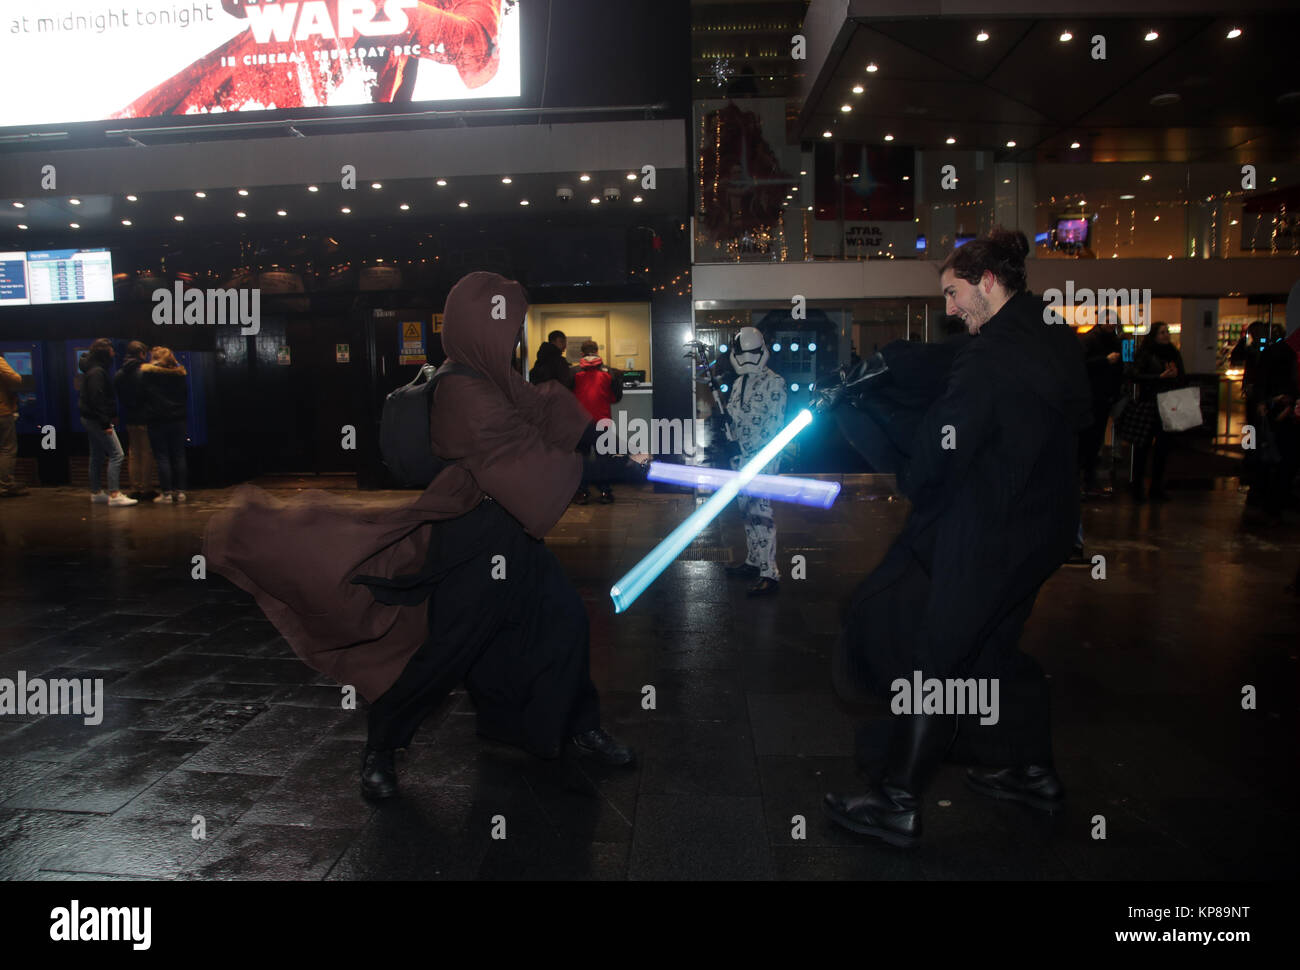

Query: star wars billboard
left=0, top=0, right=521, bottom=130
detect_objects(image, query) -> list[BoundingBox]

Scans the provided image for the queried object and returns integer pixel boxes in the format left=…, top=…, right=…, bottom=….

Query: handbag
left=380, top=361, right=483, bottom=487
left=1156, top=386, right=1203, bottom=433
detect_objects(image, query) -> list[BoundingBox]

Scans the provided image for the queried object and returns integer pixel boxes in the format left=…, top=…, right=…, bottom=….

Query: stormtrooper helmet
left=730, top=326, right=769, bottom=375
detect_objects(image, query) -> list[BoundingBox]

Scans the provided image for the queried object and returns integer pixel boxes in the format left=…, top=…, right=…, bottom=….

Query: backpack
left=380, top=361, right=483, bottom=488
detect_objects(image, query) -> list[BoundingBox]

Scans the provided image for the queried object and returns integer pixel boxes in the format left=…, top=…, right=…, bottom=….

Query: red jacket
left=574, top=356, right=616, bottom=423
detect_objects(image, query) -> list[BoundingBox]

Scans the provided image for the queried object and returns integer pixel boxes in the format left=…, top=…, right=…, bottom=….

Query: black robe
left=835, top=291, right=1092, bottom=764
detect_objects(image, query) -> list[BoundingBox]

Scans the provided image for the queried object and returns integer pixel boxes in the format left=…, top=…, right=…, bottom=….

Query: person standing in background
left=530, top=330, right=575, bottom=390
left=0, top=352, right=27, bottom=498
left=572, top=340, right=623, bottom=504
left=78, top=338, right=137, bottom=507
left=140, top=347, right=190, bottom=504
left=1078, top=310, right=1123, bottom=496
left=1124, top=322, right=1185, bottom=503
left=113, top=341, right=156, bottom=502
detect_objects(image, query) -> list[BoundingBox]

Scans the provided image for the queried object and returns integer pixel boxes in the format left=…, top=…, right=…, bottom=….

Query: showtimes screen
left=0, top=253, right=29, bottom=306
left=24, top=250, right=116, bottom=305
left=0, top=1, right=522, bottom=129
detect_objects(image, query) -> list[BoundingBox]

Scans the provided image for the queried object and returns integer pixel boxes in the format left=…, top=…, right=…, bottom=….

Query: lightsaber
left=646, top=462, right=840, bottom=509
left=611, top=409, right=815, bottom=613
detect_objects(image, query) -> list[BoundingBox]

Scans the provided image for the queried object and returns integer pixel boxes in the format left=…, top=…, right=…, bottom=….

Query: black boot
left=571, top=728, right=635, bottom=766
left=964, top=764, right=1065, bottom=813
left=724, top=560, right=760, bottom=578
left=360, top=746, right=398, bottom=800
left=824, top=713, right=956, bottom=848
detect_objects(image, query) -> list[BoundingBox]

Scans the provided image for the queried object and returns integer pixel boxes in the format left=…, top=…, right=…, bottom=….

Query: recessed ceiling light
left=800, top=170, right=807, bottom=175
left=632, top=196, right=643, bottom=203
left=458, top=201, right=469, bottom=208
left=1005, top=140, right=1016, bottom=147
left=852, top=84, right=864, bottom=94
left=822, top=130, right=832, bottom=138
left=236, top=211, right=247, bottom=218
left=1227, top=27, right=1242, bottom=39
left=340, top=207, right=351, bottom=214
left=1059, top=31, right=1073, bottom=42
left=16, top=224, right=26, bottom=230
left=1003, top=178, right=1011, bottom=184
left=840, top=104, right=851, bottom=113
left=69, top=198, right=81, bottom=205
left=307, top=185, right=318, bottom=192
left=1153, top=215, right=1160, bottom=221
left=371, top=182, right=382, bottom=189
left=399, top=203, right=410, bottom=211
left=126, top=195, right=137, bottom=202
left=194, top=191, right=206, bottom=198
left=1230, top=219, right=1238, bottom=225
left=1141, top=173, right=1152, bottom=181
left=579, top=174, right=591, bottom=182
left=902, top=175, right=910, bottom=181
left=884, top=134, right=894, bottom=141
left=69, top=222, right=79, bottom=228
left=436, top=178, right=447, bottom=186
left=626, top=172, right=637, bottom=181
left=866, top=62, right=879, bottom=73
left=520, top=199, right=530, bottom=206
left=946, top=136, right=956, bottom=144
left=237, top=189, right=249, bottom=196
left=121, top=219, right=132, bottom=226
left=976, top=30, right=989, bottom=42
left=276, top=210, right=287, bottom=216
left=501, top=176, right=512, bottom=184
left=1145, top=30, right=1158, bottom=42
left=1270, top=176, right=1277, bottom=182
left=11, top=202, right=23, bottom=208
left=1070, top=141, right=1081, bottom=149
left=590, top=197, right=600, bottom=204
left=1120, top=194, right=1135, bottom=200
left=173, top=215, right=184, bottom=221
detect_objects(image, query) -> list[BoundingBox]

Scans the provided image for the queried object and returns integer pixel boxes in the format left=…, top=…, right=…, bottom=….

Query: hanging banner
left=0, top=0, right=522, bottom=130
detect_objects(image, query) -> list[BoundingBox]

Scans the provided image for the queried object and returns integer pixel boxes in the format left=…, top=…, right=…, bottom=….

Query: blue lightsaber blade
left=610, top=409, right=815, bottom=613
left=645, top=462, right=840, bottom=509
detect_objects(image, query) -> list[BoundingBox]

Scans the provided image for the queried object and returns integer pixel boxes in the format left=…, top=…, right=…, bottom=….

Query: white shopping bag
left=1156, top=386, right=1202, bottom=432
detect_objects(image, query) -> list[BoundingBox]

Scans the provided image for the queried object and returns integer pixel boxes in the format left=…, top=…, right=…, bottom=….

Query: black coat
left=77, top=353, right=116, bottom=430
left=113, top=357, right=148, bottom=425
left=1080, top=325, right=1123, bottom=406
left=839, top=291, right=1092, bottom=692
left=530, top=342, right=575, bottom=390
left=139, top=363, right=189, bottom=425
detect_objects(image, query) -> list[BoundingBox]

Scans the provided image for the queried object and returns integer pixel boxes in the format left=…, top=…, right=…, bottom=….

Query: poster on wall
left=399, top=320, right=425, bottom=365
left=0, top=0, right=522, bottom=130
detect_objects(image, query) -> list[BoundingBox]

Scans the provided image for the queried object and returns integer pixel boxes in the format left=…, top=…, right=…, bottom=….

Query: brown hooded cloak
left=203, top=272, right=592, bottom=702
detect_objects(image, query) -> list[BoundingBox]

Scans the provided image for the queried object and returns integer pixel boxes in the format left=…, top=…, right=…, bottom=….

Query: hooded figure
left=204, top=272, right=633, bottom=800
left=822, top=230, right=1092, bottom=848
left=723, top=326, right=787, bottom=595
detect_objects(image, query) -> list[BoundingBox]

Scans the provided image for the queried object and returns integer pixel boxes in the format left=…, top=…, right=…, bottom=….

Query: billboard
left=0, top=1, right=521, bottom=129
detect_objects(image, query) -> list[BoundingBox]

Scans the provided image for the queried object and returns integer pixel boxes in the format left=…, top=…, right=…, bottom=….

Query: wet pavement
left=0, top=477, right=1296, bottom=880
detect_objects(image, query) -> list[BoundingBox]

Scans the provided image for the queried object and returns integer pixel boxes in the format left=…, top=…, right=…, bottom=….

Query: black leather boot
left=360, top=746, right=398, bottom=800
left=964, top=764, right=1065, bottom=813
left=824, top=713, right=956, bottom=848
left=571, top=728, right=635, bottom=766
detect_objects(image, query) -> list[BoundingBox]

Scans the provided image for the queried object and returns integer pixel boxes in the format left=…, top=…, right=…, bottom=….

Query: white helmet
left=730, top=326, right=768, bottom=375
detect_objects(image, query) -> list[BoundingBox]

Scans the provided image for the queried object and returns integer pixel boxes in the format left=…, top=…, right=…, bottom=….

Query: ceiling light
left=840, top=104, right=851, bottom=112
left=458, top=201, right=469, bottom=208
left=1153, top=215, right=1160, bottom=221
left=866, top=63, right=878, bottom=72
left=11, top=202, right=22, bottom=208
left=800, top=170, right=807, bottom=175
left=276, top=210, right=287, bottom=216
left=1145, top=30, right=1158, bottom=42
left=590, top=197, right=600, bottom=204
left=340, top=207, right=351, bottom=214
left=121, top=219, right=132, bottom=226
left=436, top=178, right=447, bottom=186
left=519, top=199, right=530, bottom=206
left=1230, top=219, right=1238, bottom=225
left=1227, top=27, right=1242, bottom=39
left=194, top=191, right=206, bottom=198
left=399, top=203, right=410, bottom=211
left=1070, top=141, right=1081, bottom=149
left=237, top=189, right=249, bottom=196
left=1005, top=140, right=1016, bottom=147
left=579, top=174, right=591, bottom=182
left=1003, top=178, right=1011, bottom=184
left=626, top=172, right=637, bottom=181
left=236, top=211, right=247, bottom=218
left=307, top=186, right=318, bottom=192
left=633, top=196, right=643, bottom=203
left=976, top=30, right=989, bottom=42
left=884, top=134, right=894, bottom=141
left=1141, top=173, right=1152, bottom=181
left=902, top=175, right=910, bottom=181
left=1120, top=193, right=1135, bottom=200
left=69, top=198, right=81, bottom=205
left=16, top=224, right=26, bottom=230
left=946, top=136, right=956, bottom=144
left=126, top=195, right=138, bottom=202
left=173, top=215, right=184, bottom=221
left=501, top=176, right=512, bottom=184
left=822, top=130, right=832, bottom=138
left=1059, top=31, right=1073, bottom=42
left=69, top=222, right=79, bottom=228
left=852, top=84, right=864, bottom=94
left=371, top=182, right=382, bottom=189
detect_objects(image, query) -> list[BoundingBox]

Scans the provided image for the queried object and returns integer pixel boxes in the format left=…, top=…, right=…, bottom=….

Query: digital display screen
left=25, top=250, right=115, bottom=305
left=1056, top=218, right=1089, bottom=245
left=5, top=351, right=33, bottom=376
left=0, top=0, right=522, bottom=130
left=0, top=252, right=29, bottom=306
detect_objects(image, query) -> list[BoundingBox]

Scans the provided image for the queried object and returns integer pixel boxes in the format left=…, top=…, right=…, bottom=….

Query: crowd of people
left=0, top=338, right=192, bottom=505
